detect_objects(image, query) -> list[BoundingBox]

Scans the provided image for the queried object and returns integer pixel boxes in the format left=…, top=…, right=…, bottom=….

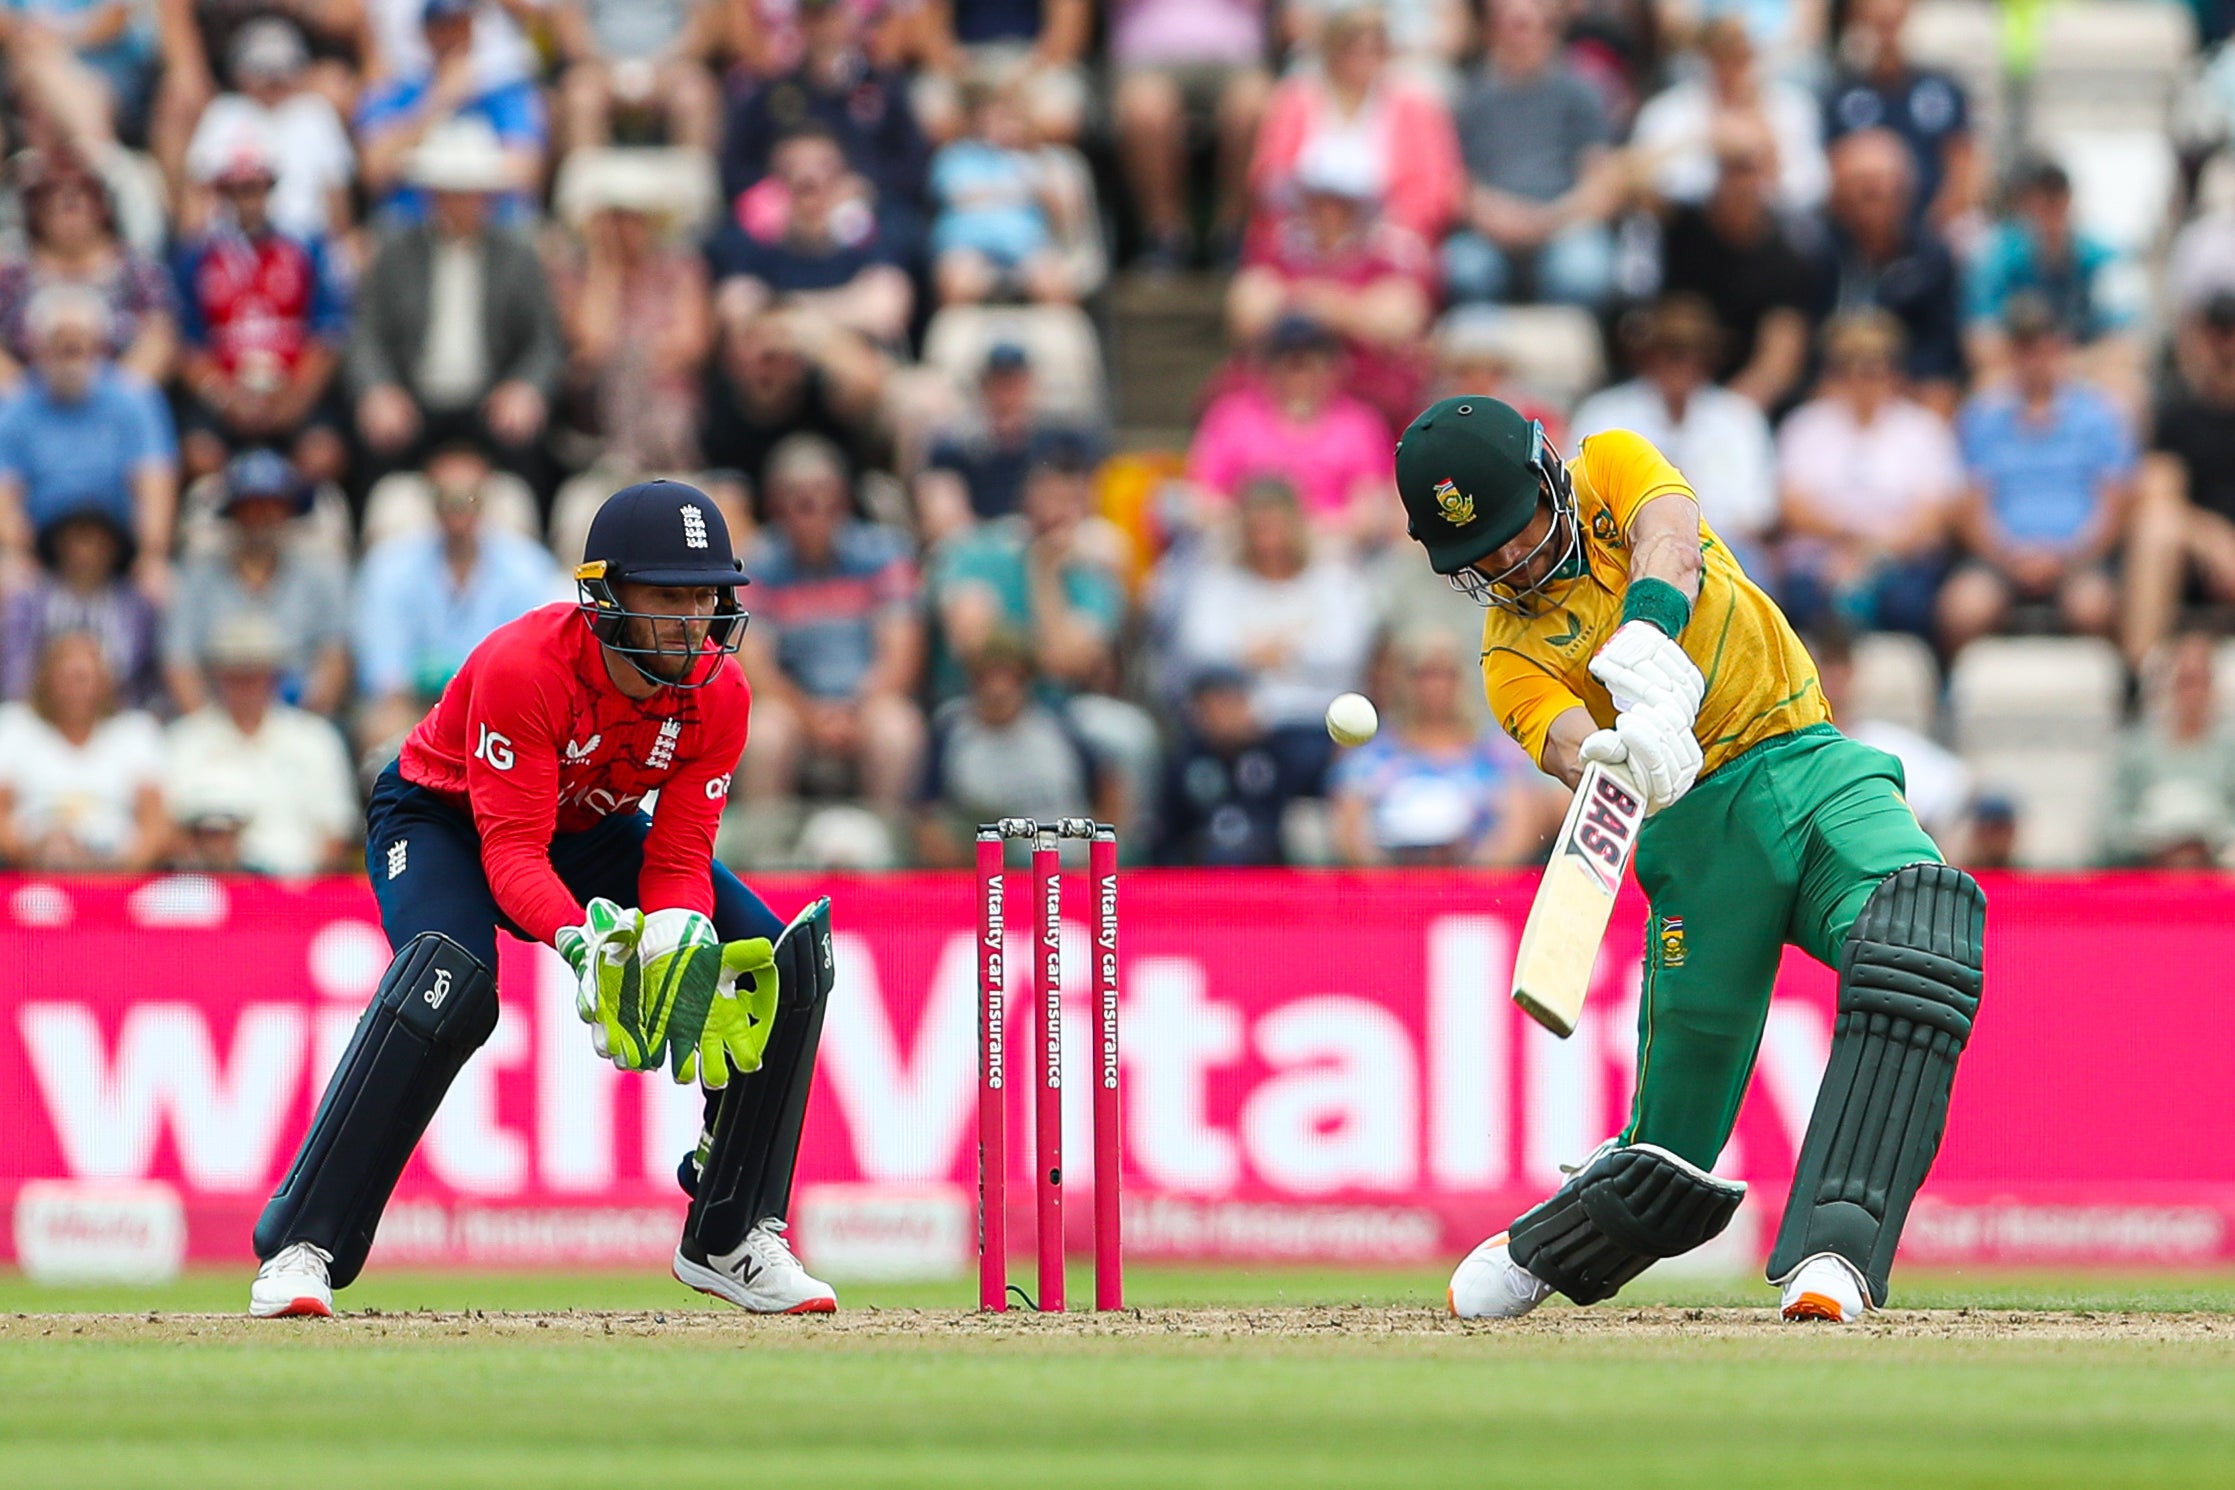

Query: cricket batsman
left=1396, top=398, right=1985, bottom=1323
left=250, top=481, right=840, bottom=1318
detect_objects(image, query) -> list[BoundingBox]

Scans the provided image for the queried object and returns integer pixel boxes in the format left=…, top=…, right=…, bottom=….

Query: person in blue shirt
left=356, top=0, right=547, bottom=225
left=1939, top=295, right=2137, bottom=656
left=0, top=283, right=176, bottom=598
left=351, top=440, right=564, bottom=751
left=1965, top=154, right=2139, bottom=387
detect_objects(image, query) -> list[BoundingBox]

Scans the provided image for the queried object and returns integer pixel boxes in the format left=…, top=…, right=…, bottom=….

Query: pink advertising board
left=2, top=871, right=2231, bottom=1275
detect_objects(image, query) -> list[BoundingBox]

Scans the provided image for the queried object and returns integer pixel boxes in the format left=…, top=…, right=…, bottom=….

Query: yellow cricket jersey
left=1482, top=429, right=1827, bottom=777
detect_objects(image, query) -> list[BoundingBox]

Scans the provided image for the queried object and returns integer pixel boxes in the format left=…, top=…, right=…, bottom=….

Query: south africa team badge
left=1659, top=916, right=1686, bottom=968
left=1433, top=478, right=1474, bottom=525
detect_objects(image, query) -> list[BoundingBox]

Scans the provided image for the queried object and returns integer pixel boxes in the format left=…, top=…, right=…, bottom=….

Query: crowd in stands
left=1, top=0, right=2233, bottom=877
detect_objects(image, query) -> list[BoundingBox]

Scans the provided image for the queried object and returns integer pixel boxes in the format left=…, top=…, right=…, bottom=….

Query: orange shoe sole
left=267, top=1297, right=333, bottom=1319
left=1781, top=1292, right=1849, bottom=1322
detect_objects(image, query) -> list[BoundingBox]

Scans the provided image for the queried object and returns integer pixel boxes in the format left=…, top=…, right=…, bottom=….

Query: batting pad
left=1508, top=1143, right=1748, bottom=1305
left=1768, top=863, right=1985, bottom=1305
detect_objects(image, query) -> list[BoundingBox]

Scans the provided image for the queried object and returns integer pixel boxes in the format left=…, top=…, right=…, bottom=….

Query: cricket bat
left=1511, top=759, right=1649, bottom=1038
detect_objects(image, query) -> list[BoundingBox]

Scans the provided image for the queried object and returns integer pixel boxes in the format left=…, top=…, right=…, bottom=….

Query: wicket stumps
left=976, top=817, right=1122, bottom=1312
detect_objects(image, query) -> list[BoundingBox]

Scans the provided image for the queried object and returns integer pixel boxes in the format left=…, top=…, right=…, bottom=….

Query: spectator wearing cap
left=1629, top=16, right=1827, bottom=216
left=1807, top=128, right=1964, bottom=414
left=1329, top=625, right=1552, bottom=867
left=2122, top=292, right=2235, bottom=664
left=0, top=149, right=178, bottom=390
left=1939, top=295, right=2137, bottom=657
left=352, top=441, right=560, bottom=750
left=1964, top=154, right=2140, bottom=395
left=346, top=118, right=565, bottom=491
left=178, top=20, right=355, bottom=242
left=1571, top=296, right=1778, bottom=564
left=1822, top=0, right=1982, bottom=234
left=917, top=343, right=1097, bottom=543
left=0, top=284, right=176, bottom=600
left=171, top=132, right=351, bottom=489
left=2102, top=632, right=2235, bottom=867
left=1249, top=6, right=1461, bottom=258
left=1228, top=135, right=1435, bottom=431
left=0, top=630, right=166, bottom=870
left=1185, top=314, right=1396, bottom=549
left=927, top=71, right=1085, bottom=307
left=697, top=305, right=887, bottom=529
left=357, top=0, right=548, bottom=225
left=708, top=125, right=915, bottom=351
left=1777, top=311, right=1960, bottom=639
left=1443, top=0, right=1620, bottom=309
left=1155, top=662, right=1324, bottom=867
left=552, top=0, right=722, bottom=153
left=736, top=433, right=926, bottom=818
left=1107, top=0, right=1272, bottom=270
left=165, top=449, right=350, bottom=717
left=165, top=612, right=359, bottom=876
left=1653, top=115, right=1815, bottom=412
left=0, top=501, right=160, bottom=708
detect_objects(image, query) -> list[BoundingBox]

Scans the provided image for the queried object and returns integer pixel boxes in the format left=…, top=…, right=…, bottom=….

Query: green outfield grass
left=4, top=1266, right=2233, bottom=1489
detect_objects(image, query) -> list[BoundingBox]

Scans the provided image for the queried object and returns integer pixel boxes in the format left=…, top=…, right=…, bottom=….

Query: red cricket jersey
left=398, top=602, right=752, bottom=946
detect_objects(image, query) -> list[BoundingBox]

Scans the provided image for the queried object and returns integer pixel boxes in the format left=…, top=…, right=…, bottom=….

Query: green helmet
left=1396, top=396, right=1557, bottom=575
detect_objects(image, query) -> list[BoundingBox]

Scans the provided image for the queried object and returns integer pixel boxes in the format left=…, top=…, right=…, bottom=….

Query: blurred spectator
left=166, top=449, right=350, bottom=717
left=1809, top=620, right=1969, bottom=843
left=1168, top=477, right=1374, bottom=731
left=1228, top=136, right=1435, bottom=430
left=1564, top=0, right=1663, bottom=126
left=1655, top=117, right=1814, bottom=410
left=1940, top=298, right=2136, bottom=657
left=0, top=284, right=176, bottom=598
left=1664, top=0, right=1824, bottom=77
left=1777, top=311, right=1958, bottom=638
left=172, top=134, right=351, bottom=488
left=709, top=125, right=914, bottom=349
left=1444, top=0, right=1619, bottom=308
left=0, top=502, right=160, bottom=708
left=1281, top=0, right=1471, bottom=87
left=2168, top=154, right=2235, bottom=323
left=736, top=433, right=926, bottom=816
left=1965, top=155, right=2140, bottom=395
left=552, top=172, right=713, bottom=480
left=347, top=120, right=564, bottom=488
left=917, top=342, right=1087, bottom=542
left=0, top=0, right=158, bottom=148
left=0, top=149, right=178, bottom=389
left=1108, top=0, right=1271, bottom=269
left=1571, top=296, right=1777, bottom=562
left=1821, top=0, right=1981, bottom=233
left=0, top=631, right=166, bottom=870
left=1961, top=791, right=2018, bottom=870
left=553, top=0, right=721, bottom=151
left=915, top=628, right=1115, bottom=867
left=358, top=0, right=547, bottom=224
left=928, top=73, right=1082, bottom=305
left=1808, top=128, right=1963, bottom=412
left=1186, top=315, right=1396, bottom=549
left=1155, top=663, right=1326, bottom=866
left=699, top=306, right=887, bottom=526
left=2103, top=631, right=2235, bottom=867
left=154, top=4, right=362, bottom=205
left=2126, top=294, right=2235, bottom=665
left=1422, top=306, right=1565, bottom=437
left=1251, top=5, right=1462, bottom=255
left=718, top=0, right=929, bottom=238
left=179, top=20, right=356, bottom=242
left=1329, top=627, right=1551, bottom=867
left=352, top=442, right=559, bottom=749
left=1630, top=15, right=1827, bottom=214
left=913, top=0, right=1092, bottom=146
left=165, top=612, right=358, bottom=876
left=365, top=0, right=538, bottom=92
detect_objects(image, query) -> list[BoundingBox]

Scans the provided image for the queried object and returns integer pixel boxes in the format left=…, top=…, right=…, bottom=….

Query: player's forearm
left=1540, top=707, right=1596, bottom=792
left=1626, top=495, right=1703, bottom=606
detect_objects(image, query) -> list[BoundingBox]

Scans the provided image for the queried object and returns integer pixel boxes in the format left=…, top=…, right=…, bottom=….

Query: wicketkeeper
left=251, top=481, right=840, bottom=1318
left=1397, top=398, right=1985, bottom=1322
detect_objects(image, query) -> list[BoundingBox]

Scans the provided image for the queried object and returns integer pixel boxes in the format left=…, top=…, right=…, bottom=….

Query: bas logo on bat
left=1570, top=774, right=1643, bottom=889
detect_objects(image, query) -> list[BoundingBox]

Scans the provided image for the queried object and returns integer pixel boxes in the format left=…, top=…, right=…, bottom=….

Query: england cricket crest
left=1433, top=478, right=1474, bottom=526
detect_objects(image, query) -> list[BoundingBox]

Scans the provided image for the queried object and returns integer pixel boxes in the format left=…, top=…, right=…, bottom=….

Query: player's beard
left=625, top=614, right=708, bottom=683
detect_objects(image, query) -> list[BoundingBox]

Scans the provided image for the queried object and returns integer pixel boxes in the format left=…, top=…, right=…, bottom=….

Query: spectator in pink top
left=1186, top=315, right=1396, bottom=547
left=1246, top=5, right=1461, bottom=259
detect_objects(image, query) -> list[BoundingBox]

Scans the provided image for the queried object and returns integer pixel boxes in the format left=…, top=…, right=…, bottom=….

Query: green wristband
left=1621, top=577, right=1692, bottom=639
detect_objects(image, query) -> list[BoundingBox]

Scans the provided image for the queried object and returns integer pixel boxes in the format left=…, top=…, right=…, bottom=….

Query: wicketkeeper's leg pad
left=1768, top=862, right=1985, bottom=1306
left=1507, top=1143, right=1748, bottom=1305
left=254, top=932, right=498, bottom=1288
left=682, top=898, right=835, bottom=1255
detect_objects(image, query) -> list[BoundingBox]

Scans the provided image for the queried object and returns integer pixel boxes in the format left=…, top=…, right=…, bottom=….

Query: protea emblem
left=1433, top=478, right=1474, bottom=526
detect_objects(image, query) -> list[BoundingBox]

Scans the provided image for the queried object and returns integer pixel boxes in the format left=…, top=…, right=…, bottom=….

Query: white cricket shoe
left=1448, top=1231, right=1555, bottom=1320
left=1778, top=1252, right=1870, bottom=1323
left=673, top=1219, right=837, bottom=1314
left=250, top=1242, right=334, bottom=1319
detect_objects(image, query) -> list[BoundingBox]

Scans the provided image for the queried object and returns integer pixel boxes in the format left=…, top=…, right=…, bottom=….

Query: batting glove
left=1579, top=703, right=1701, bottom=814
left=1589, top=620, right=1704, bottom=726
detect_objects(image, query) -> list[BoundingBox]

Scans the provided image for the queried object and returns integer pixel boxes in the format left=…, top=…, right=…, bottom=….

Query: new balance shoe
left=673, top=1218, right=837, bottom=1314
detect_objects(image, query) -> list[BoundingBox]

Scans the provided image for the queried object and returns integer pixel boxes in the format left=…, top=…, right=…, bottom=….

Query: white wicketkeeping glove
left=1579, top=703, right=1702, bottom=814
left=1589, top=619, right=1704, bottom=726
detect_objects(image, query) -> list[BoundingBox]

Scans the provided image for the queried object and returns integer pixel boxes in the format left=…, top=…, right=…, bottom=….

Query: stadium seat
left=1949, top=637, right=2124, bottom=866
left=552, top=146, right=720, bottom=237
left=2044, top=129, right=2179, bottom=258
left=2029, top=0, right=2197, bottom=135
left=921, top=304, right=1107, bottom=421
left=1851, top=632, right=1941, bottom=736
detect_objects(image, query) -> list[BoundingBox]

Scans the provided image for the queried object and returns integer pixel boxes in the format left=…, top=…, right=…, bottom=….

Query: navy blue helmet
left=575, top=480, right=749, bottom=689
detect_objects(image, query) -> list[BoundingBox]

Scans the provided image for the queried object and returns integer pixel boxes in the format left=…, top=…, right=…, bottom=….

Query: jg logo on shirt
left=474, top=724, right=515, bottom=771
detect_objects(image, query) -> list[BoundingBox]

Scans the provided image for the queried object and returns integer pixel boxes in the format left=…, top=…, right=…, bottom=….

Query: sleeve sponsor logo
left=474, top=725, right=515, bottom=771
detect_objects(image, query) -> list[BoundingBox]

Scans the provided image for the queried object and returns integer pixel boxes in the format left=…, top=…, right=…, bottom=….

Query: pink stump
left=1033, top=832, right=1065, bottom=1312
left=976, top=831, right=1006, bottom=1312
left=1091, top=827, right=1122, bottom=1311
